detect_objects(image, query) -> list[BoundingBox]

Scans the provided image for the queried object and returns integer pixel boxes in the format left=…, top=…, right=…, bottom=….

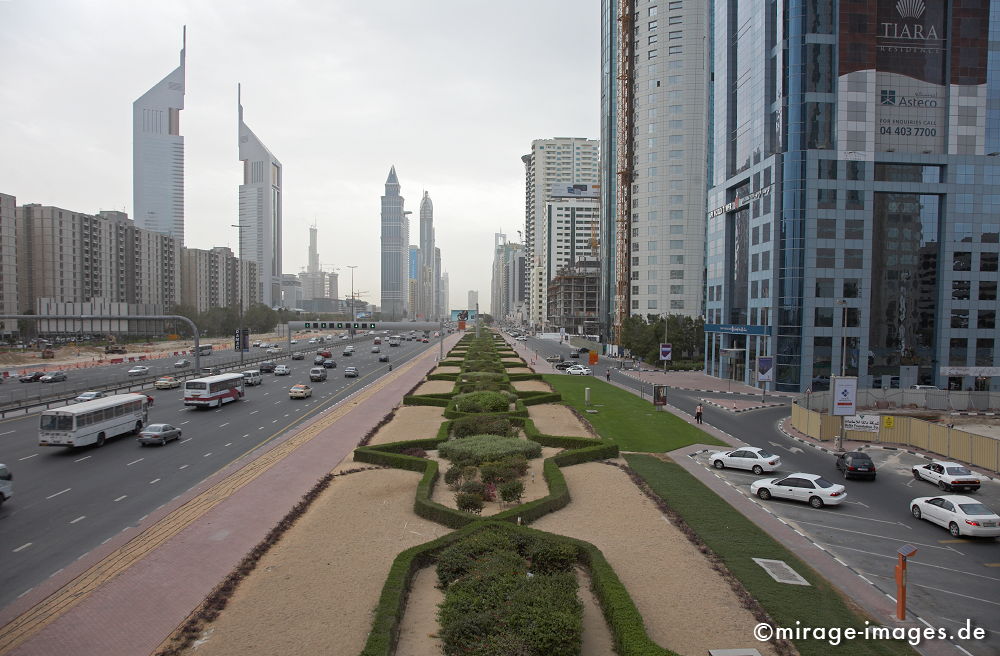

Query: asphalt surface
left=516, top=334, right=1000, bottom=655
left=0, top=334, right=438, bottom=610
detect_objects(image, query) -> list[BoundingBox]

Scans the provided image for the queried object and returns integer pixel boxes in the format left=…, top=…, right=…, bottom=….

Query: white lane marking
left=101, top=537, right=112, bottom=545
left=284, top=414, right=289, bottom=418
left=954, top=646, right=975, bottom=656
left=149, top=478, right=160, bottom=484
left=792, top=519, right=963, bottom=553
left=274, top=400, right=281, bottom=405
left=179, top=464, right=189, bottom=469
left=827, top=544, right=1000, bottom=581
left=12, top=543, right=32, bottom=553
left=19, top=453, right=38, bottom=461
left=0, top=430, right=16, bottom=436
left=114, top=495, right=127, bottom=502
left=180, top=421, right=190, bottom=425
left=74, top=455, right=91, bottom=462
left=272, top=419, right=278, bottom=423
left=242, top=434, right=249, bottom=438
left=263, top=392, right=270, bottom=396
left=179, top=438, right=192, bottom=444
left=250, top=410, right=259, bottom=415
left=224, top=442, right=232, bottom=447
left=49, top=568, right=63, bottom=578
left=46, top=488, right=71, bottom=499
left=219, top=422, right=230, bottom=428
left=69, top=515, right=86, bottom=524
left=859, top=571, right=1000, bottom=607
left=126, top=458, right=144, bottom=466
left=203, top=452, right=212, bottom=457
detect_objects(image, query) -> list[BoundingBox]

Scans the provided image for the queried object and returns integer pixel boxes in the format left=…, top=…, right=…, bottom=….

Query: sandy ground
left=425, top=446, right=559, bottom=516
left=505, top=367, right=534, bottom=374
left=177, top=468, right=448, bottom=656
left=369, top=406, right=447, bottom=445
left=431, top=365, right=462, bottom=376
left=528, top=404, right=595, bottom=437
left=412, top=380, right=455, bottom=395
left=501, top=357, right=525, bottom=364
left=512, top=380, right=553, bottom=393
left=533, top=463, right=779, bottom=656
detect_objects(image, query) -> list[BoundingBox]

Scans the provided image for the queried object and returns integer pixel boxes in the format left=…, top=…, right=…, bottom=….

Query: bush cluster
left=436, top=526, right=582, bottom=656
left=438, top=435, right=541, bottom=467
left=452, top=391, right=514, bottom=413
left=450, top=415, right=517, bottom=438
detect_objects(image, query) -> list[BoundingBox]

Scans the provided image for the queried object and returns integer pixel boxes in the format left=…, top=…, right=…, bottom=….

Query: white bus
left=39, top=393, right=148, bottom=448
left=183, top=373, right=245, bottom=408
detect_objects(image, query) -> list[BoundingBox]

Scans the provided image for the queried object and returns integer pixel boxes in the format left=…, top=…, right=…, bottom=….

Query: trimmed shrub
left=479, top=461, right=517, bottom=485
left=498, top=479, right=525, bottom=504
left=459, top=480, right=487, bottom=497
left=401, top=447, right=427, bottom=458
left=444, top=466, right=463, bottom=489
left=455, top=492, right=484, bottom=515
left=460, top=372, right=507, bottom=383
left=504, top=454, right=530, bottom=477
left=436, top=527, right=519, bottom=587
left=450, top=415, right=517, bottom=438
left=453, top=391, right=513, bottom=413
left=528, top=541, right=576, bottom=575
left=438, top=435, right=542, bottom=467
left=403, top=395, right=450, bottom=407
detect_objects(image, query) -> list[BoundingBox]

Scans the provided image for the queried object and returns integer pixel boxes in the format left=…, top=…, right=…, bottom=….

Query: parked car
left=289, top=384, right=313, bottom=399
left=910, top=495, right=1000, bottom=538
left=19, top=372, right=46, bottom=383
left=566, top=365, right=592, bottom=376
left=912, top=461, right=981, bottom=492
left=835, top=451, right=877, bottom=480
left=137, top=423, right=182, bottom=446
left=40, top=371, right=67, bottom=383
left=309, top=367, right=328, bottom=382
left=291, top=351, right=305, bottom=360
left=750, top=473, right=847, bottom=508
left=709, top=447, right=781, bottom=475
left=545, top=354, right=562, bottom=363
left=344, top=366, right=359, bottom=378
left=259, top=361, right=277, bottom=373
left=515, top=336, right=528, bottom=341
left=174, top=359, right=191, bottom=368
left=74, top=390, right=106, bottom=403
left=322, top=359, right=337, bottom=369
left=378, top=354, right=389, bottom=362
left=154, top=376, right=181, bottom=390
left=127, top=366, right=150, bottom=376
left=274, top=364, right=291, bottom=376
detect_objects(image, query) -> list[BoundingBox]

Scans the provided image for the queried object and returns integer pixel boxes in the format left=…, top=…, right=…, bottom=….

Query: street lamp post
left=346, top=265, right=357, bottom=335
left=231, top=224, right=249, bottom=364
left=836, top=299, right=849, bottom=376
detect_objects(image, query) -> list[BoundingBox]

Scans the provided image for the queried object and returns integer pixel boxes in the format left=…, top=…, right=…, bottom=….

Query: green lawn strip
left=543, top=375, right=725, bottom=451
left=624, top=454, right=917, bottom=656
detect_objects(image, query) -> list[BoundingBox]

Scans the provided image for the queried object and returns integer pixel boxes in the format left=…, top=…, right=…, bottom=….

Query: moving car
left=309, top=367, right=327, bottom=382
left=344, top=366, right=360, bottom=378
left=200, top=367, right=222, bottom=376
left=273, top=364, right=291, bottom=376
left=74, top=390, right=107, bottom=403
left=154, top=376, right=182, bottom=390
left=317, top=349, right=332, bottom=358
left=40, top=371, right=67, bottom=383
left=0, top=463, right=12, bottom=507
left=912, top=461, right=981, bottom=492
left=378, top=354, right=389, bottom=362
left=137, top=423, right=182, bottom=446
left=19, top=372, right=46, bottom=383
left=313, top=355, right=326, bottom=365
left=127, top=366, right=150, bottom=376
left=259, top=361, right=277, bottom=373
left=266, top=347, right=282, bottom=355
left=242, top=370, right=263, bottom=386
left=835, top=451, right=877, bottom=480
left=322, top=359, right=337, bottom=369
left=515, top=336, right=528, bottom=341
left=291, top=351, right=305, bottom=360
left=371, top=346, right=381, bottom=353
left=709, top=447, right=781, bottom=474
left=289, top=384, right=313, bottom=399
left=308, top=338, right=319, bottom=344
left=342, top=350, right=353, bottom=357
left=554, top=361, right=574, bottom=371
left=174, top=359, right=191, bottom=368
left=750, top=473, right=847, bottom=508
left=420, top=338, right=429, bottom=343
left=910, top=495, right=1000, bottom=538
left=566, top=365, right=592, bottom=376
left=545, top=354, right=562, bottom=363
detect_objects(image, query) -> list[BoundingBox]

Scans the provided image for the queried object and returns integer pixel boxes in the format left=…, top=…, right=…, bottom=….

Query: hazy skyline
left=0, top=0, right=599, bottom=314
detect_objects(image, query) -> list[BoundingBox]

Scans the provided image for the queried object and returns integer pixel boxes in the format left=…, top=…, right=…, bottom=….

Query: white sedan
left=566, top=365, right=592, bottom=375
left=74, top=391, right=106, bottom=403
left=750, top=473, right=847, bottom=508
left=912, top=461, right=981, bottom=493
left=910, top=495, right=1000, bottom=538
left=709, top=447, right=781, bottom=475
left=127, top=366, right=149, bottom=376
left=515, top=336, right=528, bottom=341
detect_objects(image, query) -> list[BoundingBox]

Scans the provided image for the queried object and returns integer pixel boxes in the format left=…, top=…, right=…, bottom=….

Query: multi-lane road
left=515, top=334, right=1000, bottom=655
left=0, top=335, right=436, bottom=610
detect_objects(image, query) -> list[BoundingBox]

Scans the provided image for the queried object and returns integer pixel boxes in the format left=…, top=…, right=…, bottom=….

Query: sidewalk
left=620, top=368, right=798, bottom=397
left=0, top=334, right=462, bottom=656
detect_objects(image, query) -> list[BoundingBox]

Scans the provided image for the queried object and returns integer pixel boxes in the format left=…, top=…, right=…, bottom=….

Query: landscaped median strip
left=0, top=341, right=443, bottom=655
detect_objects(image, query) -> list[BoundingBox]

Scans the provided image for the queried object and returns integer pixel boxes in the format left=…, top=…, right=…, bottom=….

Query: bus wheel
left=134, top=421, right=143, bottom=435
left=96, top=433, right=106, bottom=447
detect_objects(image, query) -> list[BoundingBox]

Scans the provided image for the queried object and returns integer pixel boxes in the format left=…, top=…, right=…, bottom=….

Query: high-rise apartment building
left=491, top=233, right=527, bottom=321
left=434, top=246, right=442, bottom=321
left=0, top=193, right=17, bottom=337
left=300, top=224, right=327, bottom=301
left=133, top=28, right=186, bottom=243
left=238, top=86, right=282, bottom=308
left=439, top=271, right=449, bottom=320
left=545, top=195, right=600, bottom=282
left=599, top=0, right=709, bottom=347
left=181, top=246, right=258, bottom=313
left=523, top=138, right=600, bottom=330
left=706, top=1, right=998, bottom=393
left=414, top=191, right=438, bottom=320
left=380, top=166, right=409, bottom=320
left=408, top=244, right=419, bottom=315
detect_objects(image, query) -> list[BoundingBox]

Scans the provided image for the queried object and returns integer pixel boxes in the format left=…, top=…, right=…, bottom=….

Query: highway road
left=0, top=335, right=436, bottom=611
left=514, top=334, right=1000, bottom=655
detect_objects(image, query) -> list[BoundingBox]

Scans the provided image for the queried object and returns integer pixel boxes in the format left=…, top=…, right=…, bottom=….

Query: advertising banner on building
left=549, top=183, right=600, bottom=198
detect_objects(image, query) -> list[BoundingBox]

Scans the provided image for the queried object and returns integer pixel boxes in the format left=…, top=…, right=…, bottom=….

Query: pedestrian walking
left=605, top=370, right=611, bottom=382
left=695, top=403, right=704, bottom=424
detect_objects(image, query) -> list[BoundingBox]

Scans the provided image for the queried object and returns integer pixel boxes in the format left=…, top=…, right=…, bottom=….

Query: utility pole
left=231, top=224, right=249, bottom=365
left=836, top=299, right=848, bottom=376
left=347, top=265, right=357, bottom=336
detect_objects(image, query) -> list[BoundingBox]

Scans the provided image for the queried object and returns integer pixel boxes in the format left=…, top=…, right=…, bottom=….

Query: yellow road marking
left=983, top=563, right=1000, bottom=568
left=938, top=539, right=973, bottom=543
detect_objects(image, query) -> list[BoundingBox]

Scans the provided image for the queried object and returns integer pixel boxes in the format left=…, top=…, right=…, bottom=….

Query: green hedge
left=519, top=392, right=563, bottom=406
left=402, top=395, right=451, bottom=407
left=358, top=522, right=677, bottom=656
left=438, top=434, right=542, bottom=466
left=427, top=372, right=460, bottom=381
left=507, top=373, right=543, bottom=381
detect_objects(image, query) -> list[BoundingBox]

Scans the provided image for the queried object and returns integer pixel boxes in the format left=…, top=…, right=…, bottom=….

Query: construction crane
left=613, top=0, right=636, bottom=347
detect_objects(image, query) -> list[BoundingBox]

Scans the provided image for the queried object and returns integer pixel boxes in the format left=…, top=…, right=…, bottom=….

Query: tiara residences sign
left=707, top=186, right=772, bottom=219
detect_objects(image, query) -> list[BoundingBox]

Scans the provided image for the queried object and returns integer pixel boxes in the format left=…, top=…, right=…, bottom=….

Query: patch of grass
left=544, top=375, right=724, bottom=452
left=624, top=454, right=917, bottom=656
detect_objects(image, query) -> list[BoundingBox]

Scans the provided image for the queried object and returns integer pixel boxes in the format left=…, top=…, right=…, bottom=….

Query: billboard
left=549, top=183, right=600, bottom=198
left=652, top=385, right=668, bottom=407
left=450, top=309, right=478, bottom=322
left=831, top=376, right=858, bottom=417
left=757, top=356, right=774, bottom=383
left=659, top=343, right=672, bottom=361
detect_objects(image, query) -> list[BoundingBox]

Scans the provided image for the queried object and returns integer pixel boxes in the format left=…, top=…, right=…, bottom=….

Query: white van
left=242, top=370, right=263, bottom=386
left=0, top=464, right=12, bottom=507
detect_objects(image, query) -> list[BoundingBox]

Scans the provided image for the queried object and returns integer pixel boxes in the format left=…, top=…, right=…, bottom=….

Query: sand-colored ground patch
left=413, top=380, right=455, bottom=395
left=178, top=469, right=448, bottom=656
left=432, top=365, right=461, bottom=375
left=501, top=357, right=525, bottom=364
left=528, top=404, right=594, bottom=437
left=505, top=366, right=534, bottom=374
left=532, top=463, right=779, bottom=656
left=369, top=405, right=446, bottom=445
left=512, top=380, right=553, bottom=393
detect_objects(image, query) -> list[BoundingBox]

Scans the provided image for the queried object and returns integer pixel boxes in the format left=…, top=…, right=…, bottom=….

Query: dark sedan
left=554, top=361, right=574, bottom=371
left=40, top=371, right=67, bottom=383
left=835, top=451, right=877, bottom=480
left=259, top=361, right=277, bottom=373
left=19, top=372, right=46, bottom=383
left=322, top=359, right=337, bottom=369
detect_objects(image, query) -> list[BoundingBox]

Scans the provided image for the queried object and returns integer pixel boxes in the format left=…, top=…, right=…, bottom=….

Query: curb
left=700, top=398, right=787, bottom=414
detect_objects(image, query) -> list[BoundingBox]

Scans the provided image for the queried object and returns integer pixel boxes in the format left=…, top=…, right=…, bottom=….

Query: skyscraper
left=416, top=191, right=437, bottom=320
left=300, top=224, right=327, bottom=301
left=380, top=166, right=408, bottom=320
left=237, top=85, right=282, bottom=307
left=0, top=193, right=17, bottom=337
left=491, top=233, right=526, bottom=321
left=439, top=271, right=449, bottom=320
left=133, top=28, right=186, bottom=242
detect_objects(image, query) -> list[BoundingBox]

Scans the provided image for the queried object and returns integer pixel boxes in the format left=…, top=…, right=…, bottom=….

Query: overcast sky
left=1, top=0, right=599, bottom=314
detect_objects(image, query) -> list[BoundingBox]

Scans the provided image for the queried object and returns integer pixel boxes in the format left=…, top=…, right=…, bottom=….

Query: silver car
left=137, top=423, right=182, bottom=446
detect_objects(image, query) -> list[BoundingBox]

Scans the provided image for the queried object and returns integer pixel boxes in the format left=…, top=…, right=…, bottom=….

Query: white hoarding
left=831, top=376, right=858, bottom=417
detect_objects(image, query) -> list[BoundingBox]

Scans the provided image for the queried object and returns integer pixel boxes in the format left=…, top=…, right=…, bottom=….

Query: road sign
left=659, top=343, right=672, bottom=361
left=831, top=376, right=858, bottom=416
